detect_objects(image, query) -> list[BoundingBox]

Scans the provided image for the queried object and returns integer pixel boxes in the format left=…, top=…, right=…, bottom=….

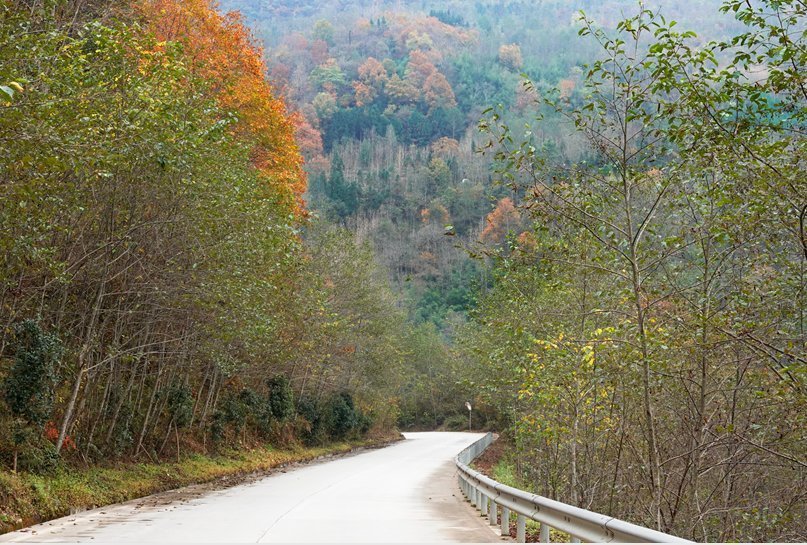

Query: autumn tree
left=404, top=50, right=437, bottom=88
left=139, top=0, right=306, bottom=210
left=498, top=43, right=523, bottom=70
left=480, top=197, right=520, bottom=244
left=423, top=72, right=456, bottom=110
left=353, top=81, right=375, bottom=107
left=357, top=57, right=388, bottom=89
left=385, top=74, right=420, bottom=103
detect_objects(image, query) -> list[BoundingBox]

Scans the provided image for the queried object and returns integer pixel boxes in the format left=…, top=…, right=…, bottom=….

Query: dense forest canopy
left=215, top=0, right=748, bottom=329
left=1, top=0, right=805, bottom=541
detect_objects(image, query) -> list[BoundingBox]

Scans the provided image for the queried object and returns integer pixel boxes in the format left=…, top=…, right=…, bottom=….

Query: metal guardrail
left=455, top=433, right=693, bottom=543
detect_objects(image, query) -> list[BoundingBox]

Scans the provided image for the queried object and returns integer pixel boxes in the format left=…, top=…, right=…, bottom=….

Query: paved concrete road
left=1, top=432, right=503, bottom=543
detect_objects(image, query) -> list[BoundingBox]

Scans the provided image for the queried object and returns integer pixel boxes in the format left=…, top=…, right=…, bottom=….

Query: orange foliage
left=358, top=57, right=388, bottom=89
left=138, top=0, right=307, bottom=214
left=517, top=231, right=537, bottom=252
left=295, top=115, right=323, bottom=159
left=480, top=197, right=521, bottom=243
left=353, top=80, right=376, bottom=107
left=423, top=71, right=456, bottom=109
left=45, top=421, right=75, bottom=450
left=421, top=203, right=450, bottom=224
left=387, top=13, right=476, bottom=55
left=405, top=50, right=437, bottom=87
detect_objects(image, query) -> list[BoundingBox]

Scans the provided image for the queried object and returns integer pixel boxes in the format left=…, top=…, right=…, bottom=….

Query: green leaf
left=0, top=85, right=14, bottom=102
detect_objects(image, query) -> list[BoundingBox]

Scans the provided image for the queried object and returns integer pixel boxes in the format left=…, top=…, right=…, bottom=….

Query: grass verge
left=0, top=433, right=401, bottom=534
left=469, top=435, right=572, bottom=543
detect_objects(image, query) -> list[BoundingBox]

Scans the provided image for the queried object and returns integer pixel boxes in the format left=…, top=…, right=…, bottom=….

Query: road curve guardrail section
left=455, top=433, right=693, bottom=543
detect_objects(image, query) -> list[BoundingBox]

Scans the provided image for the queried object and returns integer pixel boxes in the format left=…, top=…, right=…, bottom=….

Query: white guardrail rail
left=455, top=433, right=693, bottom=543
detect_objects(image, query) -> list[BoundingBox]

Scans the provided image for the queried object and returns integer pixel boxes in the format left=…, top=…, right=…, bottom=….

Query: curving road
left=1, top=432, right=503, bottom=543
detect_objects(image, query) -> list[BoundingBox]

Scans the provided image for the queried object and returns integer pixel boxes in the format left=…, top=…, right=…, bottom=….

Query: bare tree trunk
left=57, top=275, right=106, bottom=454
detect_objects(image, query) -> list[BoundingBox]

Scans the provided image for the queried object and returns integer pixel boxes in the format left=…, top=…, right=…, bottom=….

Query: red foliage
left=295, top=114, right=323, bottom=159
left=45, top=421, right=75, bottom=450
left=353, top=81, right=375, bottom=107
left=559, top=78, right=576, bottom=99
left=310, top=39, right=329, bottom=65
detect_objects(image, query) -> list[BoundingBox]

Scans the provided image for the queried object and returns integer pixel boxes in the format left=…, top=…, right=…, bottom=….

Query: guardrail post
left=501, top=506, right=510, bottom=536
left=471, top=486, right=478, bottom=507
left=488, top=499, right=498, bottom=526
left=539, top=522, right=550, bottom=543
left=516, top=514, right=526, bottom=543
left=481, top=494, right=488, bottom=517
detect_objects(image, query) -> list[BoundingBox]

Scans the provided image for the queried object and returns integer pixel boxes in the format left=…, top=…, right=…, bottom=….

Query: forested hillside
left=219, top=0, right=806, bottom=541
left=0, top=0, right=450, bottom=491
left=217, top=0, right=747, bottom=331
left=1, top=0, right=805, bottom=541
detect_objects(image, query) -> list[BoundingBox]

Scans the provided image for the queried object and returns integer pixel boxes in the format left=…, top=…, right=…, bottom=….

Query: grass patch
left=491, top=458, right=517, bottom=487
left=0, top=435, right=398, bottom=535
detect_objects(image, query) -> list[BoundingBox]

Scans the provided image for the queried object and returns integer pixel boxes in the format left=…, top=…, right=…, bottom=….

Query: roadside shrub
left=16, top=435, right=60, bottom=474
left=442, top=414, right=469, bottom=431
left=358, top=411, right=373, bottom=434
left=3, top=320, right=62, bottom=429
left=266, top=375, right=294, bottom=421
left=295, top=395, right=325, bottom=445
left=209, top=388, right=261, bottom=444
left=324, top=391, right=359, bottom=440
left=2, top=320, right=62, bottom=471
left=166, top=383, right=194, bottom=429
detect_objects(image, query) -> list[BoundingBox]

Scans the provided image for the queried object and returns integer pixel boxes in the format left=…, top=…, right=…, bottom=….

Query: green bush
left=16, top=436, right=60, bottom=474
left=2, top=320, right=62, bottom=471
left=209, top=388, right=262, bottom=443
left=442, top=414, right=469, bottom=431
left=266, top=375, right=294, bottom=421
left=166, top=383, right=194, bottom=429
left=4, top=320, right=62, bottom=429
left=324, top=392, right=359, bottom=440
left=296, top=395, right=326, bottom=445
